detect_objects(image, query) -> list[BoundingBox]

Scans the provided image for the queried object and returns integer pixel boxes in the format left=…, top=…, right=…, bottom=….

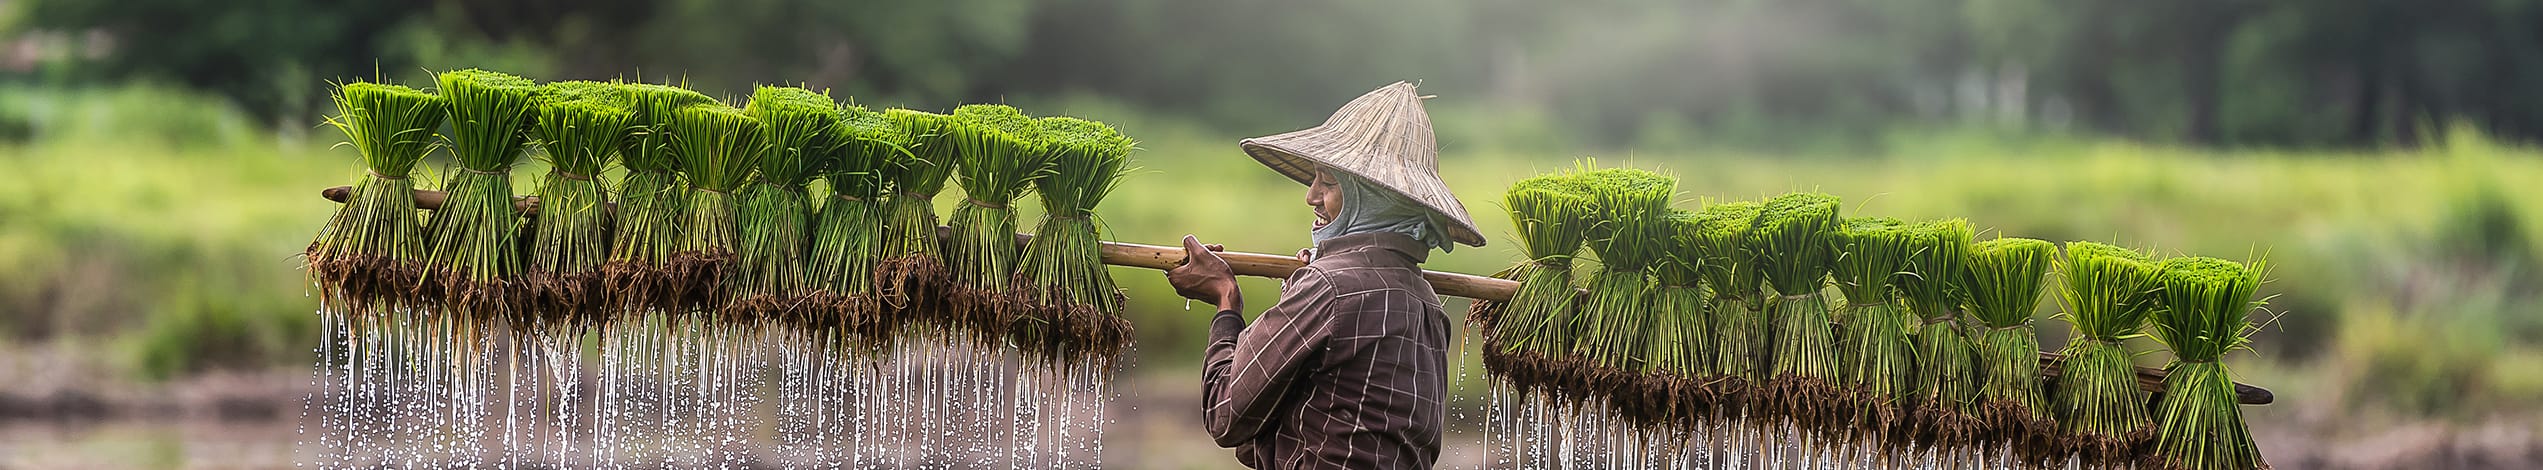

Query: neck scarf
left=1311, top=173, right=1454, bottom=254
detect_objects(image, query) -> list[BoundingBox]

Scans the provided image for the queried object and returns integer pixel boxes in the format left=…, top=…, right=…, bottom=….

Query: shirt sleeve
left=1201, top=267, right=1335, bottom=448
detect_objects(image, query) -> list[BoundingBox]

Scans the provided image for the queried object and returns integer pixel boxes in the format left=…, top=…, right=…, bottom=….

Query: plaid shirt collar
left=1311, top=231, right=1431, bottom=265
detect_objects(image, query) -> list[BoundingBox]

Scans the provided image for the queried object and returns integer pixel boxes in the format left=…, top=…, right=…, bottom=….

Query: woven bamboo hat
left=1239, top=81, right=1484, bottom=247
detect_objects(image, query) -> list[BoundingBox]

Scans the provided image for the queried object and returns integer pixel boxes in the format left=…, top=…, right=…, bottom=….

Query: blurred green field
left=3, top=85, right=2541, bottom=428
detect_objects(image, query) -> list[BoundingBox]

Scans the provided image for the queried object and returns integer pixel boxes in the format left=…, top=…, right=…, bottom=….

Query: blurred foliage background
left=1, top=0, right=2540, bottom=467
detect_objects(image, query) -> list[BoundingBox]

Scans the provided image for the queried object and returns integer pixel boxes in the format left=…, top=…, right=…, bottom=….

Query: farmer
left=1166, top=81, right=1487, bottom=469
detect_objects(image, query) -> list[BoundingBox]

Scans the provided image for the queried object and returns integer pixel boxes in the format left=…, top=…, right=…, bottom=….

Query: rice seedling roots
left=308, top=248, right=432, bottom=318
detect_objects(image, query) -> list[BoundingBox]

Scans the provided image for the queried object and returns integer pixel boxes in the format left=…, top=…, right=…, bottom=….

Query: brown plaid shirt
left=1203, top=232, right=1450, bottom=469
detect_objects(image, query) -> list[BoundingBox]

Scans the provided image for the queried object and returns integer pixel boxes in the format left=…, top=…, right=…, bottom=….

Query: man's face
left=1306, top=169, right=1343, bottom=230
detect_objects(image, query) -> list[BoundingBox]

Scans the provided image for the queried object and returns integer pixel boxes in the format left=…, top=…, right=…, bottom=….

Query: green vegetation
left=423, top=69, right=542, bottom=321
left=524, top=81, right=630, bottom=327
left=1691, top=201, right=1766, bottom=391
left=603, top=82, right=716, bottom=314
left=1013, top=116, right=1137, bottom=370
left=873, top=109, right=957, bottom=330
left=2050, top=241, right=2164, bottom=464
left=1902, top=218, right=1982, bottom=451
left=2148, top=256, right=2269, bottom=470
left=1477, top=170, right=1598, bottom=398
left=664, top=104, right=763, bottom=313
left=1832, top=217, right=1916, bottom=442
left=732, top=86, right=836, bottom=322
left=1752, top=192, right=1847, bottom=433
left=1963, top=237, right=2058, bottom=461
left=305, top=81, right=445, bottom=318
left=806, top=106, right=901, bottom=348
left=944, top=104, right=1049, bottom=344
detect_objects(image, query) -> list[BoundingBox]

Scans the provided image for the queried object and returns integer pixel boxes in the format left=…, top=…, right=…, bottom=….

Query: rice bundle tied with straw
left=1476, top=171, right=1597, bottom=399
left=308, top=81, right=447, bottom=319
left=1964, top=237, right=2058, bottom=464
left=732, top=86, right=838, bottom=325
left=1831, top=217, right=1916, bottom=457
left=1012, top=116, right=1136, bottom=371
left=424, top=68, right=544, bottom=323
left=874, top=109, right=958, bottom=332
left=944, top=104, right=1052, bottom=346
left=1691, top=201, right=1765, bottom=417
left=604, top=83, right=716, bottom=315
left=524, top=80, right=632, bottom=330
left=1638, top=208, right=1714, bottom=429
left=2148, top=256, right=2269, bottom=470
left=2050, top=241, right=2164, bottom=465
left=1751, top=192, right=1848, bottom=435
left=665, top=104, right=766, bottom=315
left=806, top=106, right=903, bottom=349
left=1567, top=168, right=1675, bottom=422
left=1900, top=218, right=1982, bottom=456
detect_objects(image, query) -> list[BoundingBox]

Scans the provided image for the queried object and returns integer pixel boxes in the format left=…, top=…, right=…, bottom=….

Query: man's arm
left=1200, top=267, right=1333, bottom=447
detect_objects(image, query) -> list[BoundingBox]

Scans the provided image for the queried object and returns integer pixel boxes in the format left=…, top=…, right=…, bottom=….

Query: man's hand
left=1166, top=234, right=1243, bottom=312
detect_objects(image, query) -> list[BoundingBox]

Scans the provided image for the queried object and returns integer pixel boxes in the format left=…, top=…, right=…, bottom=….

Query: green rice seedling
left=1899, top=218, right=1982, bottom=457
left=1012, top=116, right=1137, bottom=371
left=1477, top=170, right=1598, bottom=399
left=665, top=105, right=766, bottom=314
left=523, top=81, right=631, bottom=330
left=874, top=109, right=958, bottom=333
left=1639, top=209, right=1712, bottom=430
left=1963, top=237, right=2058, bottom=463
left=423, top=68, right=544, bottom=325
left=944, top=104, right=1051, bottom=346
left=1689, top=200, right=1767, bottom=470
left=307, top=81, right=446, bottom=320
left=2147, top=256, right=2268, bottom=470
left=2050, top=241, right=2164, bottom=465
left=807, top=106, right=904, bottom=350
left=1831, top=217, right=1916, bottom=458
left=731, top=86, right=838, bottom=325
left=1568, top=168, right=1674, bottom=421
left=1750, top=192, right=1848, bottom=434
left=604, top=82, right=715, bottom=315
left=1691, top=201, right=1764, bottom=407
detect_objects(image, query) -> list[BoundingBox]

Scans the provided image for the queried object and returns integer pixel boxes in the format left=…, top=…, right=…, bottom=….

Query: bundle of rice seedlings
left=943, top=104, right=1051, bottom=346
left=1690, top=201, right=1765, bottom=413
left=1476, top=171, right=1598, bottom=399
left=874, top=109, right=959, bottom=332
left=423, top=69, right=544, bottom=323
left=664, top=105, right=766, bottom=314
left=1567, top=168, right=1675, bottom=422
left=307, top=81, right=447, bottom=319
left=2050, top=241, right=2164, bottom=465
left=730, top=86, right=838, bottom=325
left=604, top=83, right=716, bottom=315
left=2147, top=256, right=2268, bottom=470
left=1899, top=219, right=1982, bottom=456
left=1681, top=199, right=1771, bottom=468
left=1638, top=208, right=1713, bottom=429
left=806, top=106, right=904, bottom=349
left=522, top=80, right=632, bottom=330
left=1012, top=116, right=1136, bottom=371
left=1830, top=217, right=1916, bottom=457
left=1749, top=192, right=1848, bottom=435
left=1963, top=237, right=2058, bottom=463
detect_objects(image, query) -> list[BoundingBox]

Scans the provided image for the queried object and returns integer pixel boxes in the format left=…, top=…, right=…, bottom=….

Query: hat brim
left=1241, top=136, right=1486, bottom=247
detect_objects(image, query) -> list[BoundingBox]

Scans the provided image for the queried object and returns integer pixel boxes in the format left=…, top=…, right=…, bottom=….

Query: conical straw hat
left=1239, top=81, right=1485, bottom=247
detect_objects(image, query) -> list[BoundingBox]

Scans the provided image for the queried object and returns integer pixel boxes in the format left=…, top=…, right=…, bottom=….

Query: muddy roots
left=305, top=249, right=432, bottom=318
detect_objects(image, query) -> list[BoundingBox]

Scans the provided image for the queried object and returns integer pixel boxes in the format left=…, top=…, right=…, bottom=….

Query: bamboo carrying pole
left=320, top=185, right=2274, bottom=405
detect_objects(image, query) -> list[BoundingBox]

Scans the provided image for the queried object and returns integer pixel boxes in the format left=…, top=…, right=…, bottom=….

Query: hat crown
left=1240, top=81, right=1483, bottom=247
